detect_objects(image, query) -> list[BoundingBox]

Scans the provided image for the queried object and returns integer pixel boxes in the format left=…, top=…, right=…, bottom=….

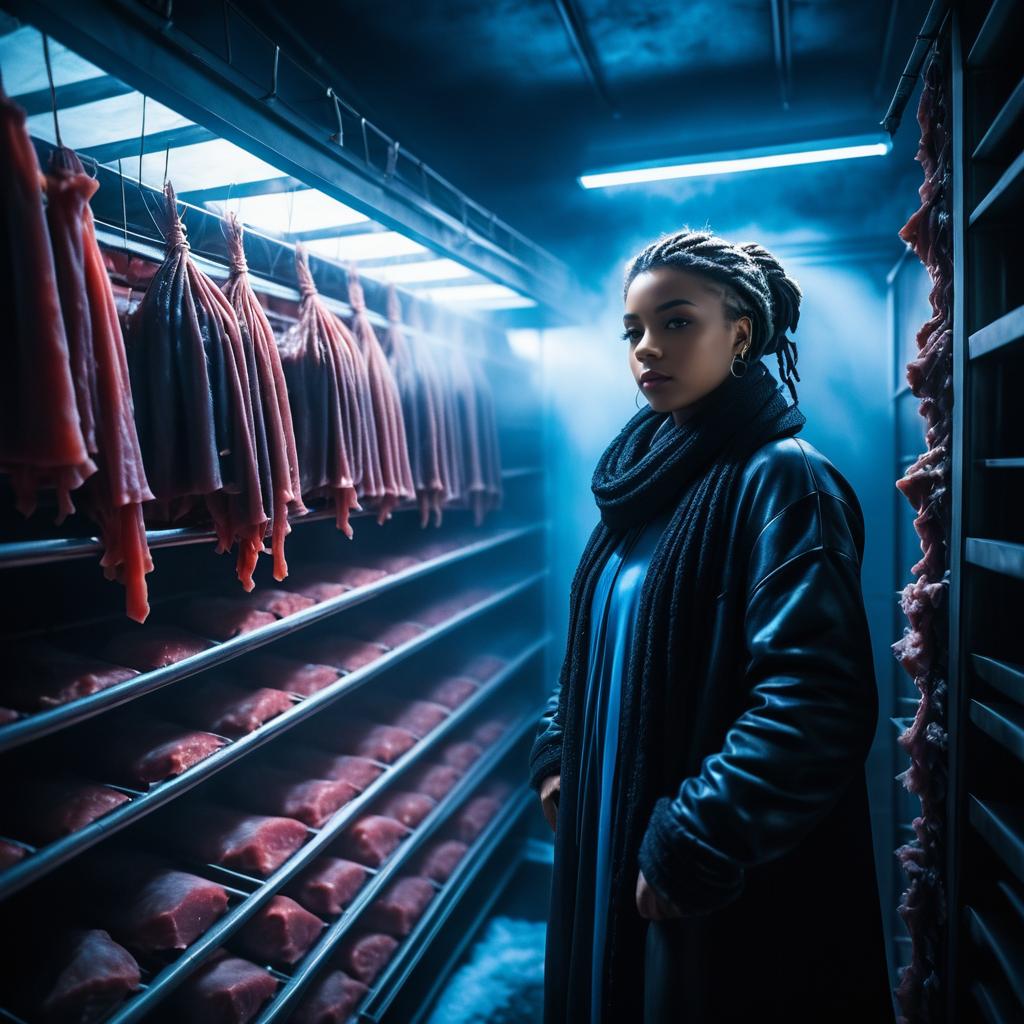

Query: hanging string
left=118, top=158, right=128, bottom=248
left=42, top=34, right=63, bottom=148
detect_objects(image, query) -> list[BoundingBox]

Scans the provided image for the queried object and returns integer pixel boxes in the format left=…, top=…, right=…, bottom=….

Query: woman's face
left=623, top=266, right=751, bottom=424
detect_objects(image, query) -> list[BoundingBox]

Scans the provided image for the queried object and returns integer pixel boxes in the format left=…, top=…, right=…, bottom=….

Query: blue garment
left=572, top=506, right=673, bottom=1022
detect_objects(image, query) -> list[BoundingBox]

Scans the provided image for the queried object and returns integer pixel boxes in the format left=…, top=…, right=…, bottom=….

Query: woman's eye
left=665, top=318, right=690, bottom=329
left=620, top=329, right=640, bottom=342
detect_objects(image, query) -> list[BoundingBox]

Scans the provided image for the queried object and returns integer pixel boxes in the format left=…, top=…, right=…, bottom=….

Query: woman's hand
left=636, top=870, right=682, bottom=920
left=539, top=773, right=560, bottom=833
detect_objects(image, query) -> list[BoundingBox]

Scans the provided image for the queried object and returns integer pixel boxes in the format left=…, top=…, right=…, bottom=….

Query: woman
left=527, top=229, right=893, bottom=1023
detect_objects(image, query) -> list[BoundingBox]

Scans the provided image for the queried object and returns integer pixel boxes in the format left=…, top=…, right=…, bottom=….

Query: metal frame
left=1, top=0, right=578, bottom=320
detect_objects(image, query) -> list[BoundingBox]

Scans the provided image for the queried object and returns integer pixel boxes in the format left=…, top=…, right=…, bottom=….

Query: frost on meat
left=377, top=791, right=436, bottom=828
left=342, top=815, right=410, bottom=867
left=2, top=645, right=137, bottom=712
left=103, top=625, right=212, bottom=672
left=292, top=970, right=367, bottom=1024
left=238, top=655, right=339, bottom=697
left=417, top=839, right=468, bottom=883
left=37, top=929, right=141, bottom=1023
left=179, top=598, right=276, bottom=641
left=227, top=765, right=358, bottom=829
left=287, top=857, right=367, bottom=916
left=0, top=86, right=95, bottom=529
left=167, top=801, right=308, bottom=876
left=45, top=146, right=155, bottom=622
left=233, top=895, right=324, bottom=965
left=125, top=183, right=269, bottom=591
left=223, top=213, right=307, bottom=581
left=94, top=715, right=226, bottom=786
left=0, top=777, right=129, bottom=846
left=338, top=932, right=399, bottom=985
left=169, top=954, right=278, bottom=1024
left=185, top=680, right=293, bottom=737
left=405, top=763, right=462, bottom=801
left=363, top=876, right=435, bottom=937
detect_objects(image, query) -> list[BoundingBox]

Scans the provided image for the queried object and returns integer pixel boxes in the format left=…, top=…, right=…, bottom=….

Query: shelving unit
left=945, top=1, right=1024, bottom=1020
left=0, top=5, right=557, bottom=1022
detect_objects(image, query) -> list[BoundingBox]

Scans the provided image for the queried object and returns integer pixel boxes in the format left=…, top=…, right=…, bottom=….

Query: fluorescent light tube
left=578, top=134, right=892, bottom=188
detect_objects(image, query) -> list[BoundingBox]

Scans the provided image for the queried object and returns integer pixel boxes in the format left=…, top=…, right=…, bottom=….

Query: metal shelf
left=965, top=906, right=1024, bottom=1007
left=0, top=524, right=544, bottom=754
left=252, top=712, right=538, bottom=1023
left=969, top=699, right=1024, bottom=762
left=94, top=656, right=544, bottom=1024
left=0, top=579, right=547, bottom=900
left=0, top=467, right=537, bottom=571
left=358, top=792, right=531, bottom=1022
left=973, top=73, right=1024, bottom=161
left=972, top=654, right=1024, bottom=706
left=966, top=0, right=1021, bottom=69
left=969, top=797, right=1024, bottom=885
left=968, top=305, right=1024, bottom=360
left=969, top=147, right=1024, bottom=227
left=965, top=538, right=1024, bottom=581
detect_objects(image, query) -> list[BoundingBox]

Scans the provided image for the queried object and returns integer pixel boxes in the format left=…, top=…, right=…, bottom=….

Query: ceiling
left=241, top=0, right=933, bottom=286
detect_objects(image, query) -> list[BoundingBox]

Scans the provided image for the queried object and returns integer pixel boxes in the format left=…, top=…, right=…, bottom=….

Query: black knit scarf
left=551, top=360, right=805, bottom=1019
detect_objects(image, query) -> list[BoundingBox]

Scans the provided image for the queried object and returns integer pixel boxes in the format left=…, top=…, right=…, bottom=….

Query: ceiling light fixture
left=578, top=133, right=892, bottom=189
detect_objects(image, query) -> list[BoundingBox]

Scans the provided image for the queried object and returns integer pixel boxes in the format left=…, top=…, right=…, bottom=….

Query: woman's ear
left=733, top=315, right=753, bottom=355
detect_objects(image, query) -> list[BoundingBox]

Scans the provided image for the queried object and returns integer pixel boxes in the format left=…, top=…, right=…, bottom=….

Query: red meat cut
left=186, top=680, right=294, bottom=737
left=3, top=645, right=137, bottom=712
left=97, top=867, right=230, bottom=953
left=338, top=932, right=399, bottom=985
left=303, top=637, right=387, bottom=674
left=38, top=929, right=141, bottom=1022
left=368, top=697, right=449, bottom=737
left=238, top=655, right=340, bottom=697
left=291, top=970, right=368, bottom=1024
left=287, top=857, right=367, bottom=916
left=424, top=676, right=479, bottom=710
left=95, top=716, right=226, bottom=786
left=452, top=796, right=502, bottom=843
left=417, top=839, right=468, bottom=883
left=406, top=763, right=462, bottom=801
left=1, top=777, right=129, bottom=846
left=103, top=626, right=213, bottom=672
left=233, top=895, right=324, bottom=965
left=170, top=802, right=308, bottom=876
left=470, top=717, right=509, bottom=746
left=277, top=749, right=384, bottom=791
left=377, top=791, right=436, bottom=829
left=293, top=579, right=350, bottom=603
left=363, top=876, right=435, bottom=937
left=461, top=653, right=507, bottom=682
left=169, top=954, right=278, bottom=1024
left=246, top=589, right=315, bottom=618
left=179, top=598, right=276, bottom=641
left=0, top=839, right=28, bottom=868
left=360, top=619, right=427, bottom=649
left=321, top=720, right=418, bottom=763
left=440, top=741, right=483, bottom=772
left=342, top=815, right=410, bottom=867
left=333, top=565, right=388, bottom=588
left=227, top=766, right=359, bottom=829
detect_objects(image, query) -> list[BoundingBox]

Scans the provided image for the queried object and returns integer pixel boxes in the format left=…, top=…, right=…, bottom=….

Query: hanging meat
left=45, top=146, right=155, bottom=622
left=277, top=245, right=364, bottom=536
left=346, top=266, right=415, bottom=522
left=223, top=213, right=306, bottom=580
left=384, top=284, right=452, bottom=527
left=125, top=182, right=269, bottom=590
left=0, top=85, right=95, bottom=523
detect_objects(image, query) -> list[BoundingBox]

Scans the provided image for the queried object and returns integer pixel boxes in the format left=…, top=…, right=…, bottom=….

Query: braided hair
left=623, top=228, right=802, bottom=403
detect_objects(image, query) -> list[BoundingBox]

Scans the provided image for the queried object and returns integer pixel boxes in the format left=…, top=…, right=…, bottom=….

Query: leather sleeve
left=637, top=479, right=879, bottom=916
left=527, top=676, right=565, bottom=793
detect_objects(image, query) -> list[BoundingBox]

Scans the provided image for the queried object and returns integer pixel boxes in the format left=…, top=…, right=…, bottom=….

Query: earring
left=730, top=344, right=750, bottom=378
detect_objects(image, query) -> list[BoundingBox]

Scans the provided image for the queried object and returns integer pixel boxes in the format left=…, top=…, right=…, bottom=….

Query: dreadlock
left=623, top=228, right=802, bottom=403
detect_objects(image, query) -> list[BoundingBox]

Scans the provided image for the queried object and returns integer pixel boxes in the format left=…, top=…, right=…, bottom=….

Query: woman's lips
left=640, top=371, right=672, bottom=390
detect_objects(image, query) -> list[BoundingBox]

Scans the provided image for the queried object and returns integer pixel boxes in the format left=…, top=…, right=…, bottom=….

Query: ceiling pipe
left=550, top=0, right=620, bottom=118
left=769, top=0, right=792, bottom=111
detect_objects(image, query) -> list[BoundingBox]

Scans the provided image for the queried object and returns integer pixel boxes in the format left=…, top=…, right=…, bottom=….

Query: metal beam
left=12, top=72, right=132, bottom=115
left=290, top=221, right=389, bottom=243
left=79, top=121, right=215, bottom=165
left=176, top=174, right=307, bottom=204
left=551, top=0, right=619, bottom=118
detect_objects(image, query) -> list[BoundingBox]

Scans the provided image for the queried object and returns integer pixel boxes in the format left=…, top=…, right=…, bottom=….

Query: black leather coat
left=529, top=436, right=895, bottom=1023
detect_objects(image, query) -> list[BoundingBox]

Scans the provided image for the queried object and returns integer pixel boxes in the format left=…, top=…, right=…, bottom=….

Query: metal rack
left=945, top=1, right=1024, bottom=1020
left=0, top=8, right=555, bottom=1023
